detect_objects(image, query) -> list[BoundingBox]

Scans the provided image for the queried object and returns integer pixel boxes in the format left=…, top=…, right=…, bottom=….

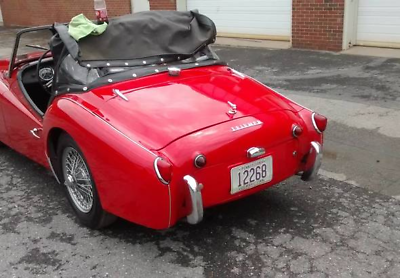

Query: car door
left=1, top=74, right=47, bottom=167
left=0, top=27, right=54, bottom=167
left=0, top=72, right=10, bottom=143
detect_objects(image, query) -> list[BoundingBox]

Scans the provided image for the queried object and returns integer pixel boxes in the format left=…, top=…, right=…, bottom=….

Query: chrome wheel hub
left=62, top=147, right=94, bottom=214
left=66, top=174, right=75, bottom=185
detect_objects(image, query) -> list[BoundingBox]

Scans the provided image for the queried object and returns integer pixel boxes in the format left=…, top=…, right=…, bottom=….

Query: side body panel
left=0, top=64, right=48, bottom=166
left=43, top=97, right=171, bottom=229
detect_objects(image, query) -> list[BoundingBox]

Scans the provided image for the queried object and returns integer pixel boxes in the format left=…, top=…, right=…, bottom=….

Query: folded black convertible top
left=52, top=11, right=217, bottom=67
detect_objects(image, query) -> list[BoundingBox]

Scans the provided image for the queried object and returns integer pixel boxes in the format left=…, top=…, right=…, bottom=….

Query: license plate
left=230, top=156, right=273, bottom=194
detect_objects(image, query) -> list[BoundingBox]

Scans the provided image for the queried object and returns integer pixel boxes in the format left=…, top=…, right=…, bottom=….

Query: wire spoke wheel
left=62, top=147, right=94, bottom=213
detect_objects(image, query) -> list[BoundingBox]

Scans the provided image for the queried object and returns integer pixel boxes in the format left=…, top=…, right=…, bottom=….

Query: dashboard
left=21, top=60, right=54, bottom=85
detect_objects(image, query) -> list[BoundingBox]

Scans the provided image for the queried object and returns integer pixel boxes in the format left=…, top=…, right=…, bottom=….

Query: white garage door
left=357, top=0, right=400, bottom=48
left=187, top=0, right=291, bottom=41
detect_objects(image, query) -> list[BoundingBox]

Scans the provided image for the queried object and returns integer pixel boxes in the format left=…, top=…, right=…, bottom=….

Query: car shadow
left=1, top=144, right=340, bottom=241
left=0, top=144, right=345, bottom=276
left=100, top=178, right=338, bottom=246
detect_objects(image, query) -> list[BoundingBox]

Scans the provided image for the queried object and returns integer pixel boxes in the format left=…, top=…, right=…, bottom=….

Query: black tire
left=57, top=133, right=116, bottom=229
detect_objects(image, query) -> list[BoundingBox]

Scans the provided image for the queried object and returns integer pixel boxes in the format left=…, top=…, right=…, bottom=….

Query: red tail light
left=154, top=157, right=172, bottom=185
left=312, top=113, right=328, bottom=133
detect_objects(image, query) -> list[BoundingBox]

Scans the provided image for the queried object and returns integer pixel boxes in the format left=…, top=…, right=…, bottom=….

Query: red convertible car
left=0, top=11, right=327, bottom=230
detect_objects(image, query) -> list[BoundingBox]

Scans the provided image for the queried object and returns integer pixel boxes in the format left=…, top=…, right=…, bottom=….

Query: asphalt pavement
left=213, top=46, right=400, bottom=198
left=1, top=29, right=400, bottom=277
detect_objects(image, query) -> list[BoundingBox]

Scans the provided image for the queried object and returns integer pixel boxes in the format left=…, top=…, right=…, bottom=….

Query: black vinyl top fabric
left=52, top=11, right=216, bottom=66
left=79, top=11, right=216, bottom=62
left=49, top=11, right=223, bottom=95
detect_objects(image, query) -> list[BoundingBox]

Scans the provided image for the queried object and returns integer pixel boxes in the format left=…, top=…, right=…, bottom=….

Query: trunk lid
left=88, top=66, right=295, bottom=150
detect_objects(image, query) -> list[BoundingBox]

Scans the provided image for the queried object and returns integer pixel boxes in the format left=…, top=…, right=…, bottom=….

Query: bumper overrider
left=301, top=141, right=323, bottom=181
left=183, top=175, right=204, bottom=224
left=183, top=141, right=322, bottom=225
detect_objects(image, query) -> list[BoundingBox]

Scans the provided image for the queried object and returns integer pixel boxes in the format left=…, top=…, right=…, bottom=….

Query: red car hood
left=87, top=67, right=296, bottom=150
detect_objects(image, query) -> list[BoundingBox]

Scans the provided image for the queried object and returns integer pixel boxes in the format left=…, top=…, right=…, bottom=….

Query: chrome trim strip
left=301, top=141, right=323, bottom=181
left=311, top=112, right=322, bottom=134
left=168, top=67, right=181, bottom=76
left=112, top=89, right=129, bottom=101
left=167, top=184, right=172, bottom=228
left=229, top=68, right=245, bottom=79
left=183, top=175, right=204, bottom=225
left=292, top=125, right=300, bottom=138
left=153, top=157, right=170, bottom=185
left=64, top=99, right=157, bottom=157
left=45, top=153, right=61, bottom=184
left=247, top=147, right=266, bottom=159
left=248, top=76, right=312, bottom=112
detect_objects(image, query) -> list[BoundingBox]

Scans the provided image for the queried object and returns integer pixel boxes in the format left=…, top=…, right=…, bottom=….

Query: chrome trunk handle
left=247, top=147, right=266, bottom=158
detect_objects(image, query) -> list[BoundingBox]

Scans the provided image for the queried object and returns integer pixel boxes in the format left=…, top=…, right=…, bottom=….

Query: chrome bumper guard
left=301, top=141, right=323, bottom=181
left=183, top=175, right=204, bottom=225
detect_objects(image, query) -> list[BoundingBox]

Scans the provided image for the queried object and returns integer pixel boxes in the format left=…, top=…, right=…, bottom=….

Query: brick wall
left=292, top=0, right=345, bottom=51
left=149, top=0, right=176, bottom=11
left=1, top=0, right=347, bottom=52
left=0, top=0, right=131, bottom=27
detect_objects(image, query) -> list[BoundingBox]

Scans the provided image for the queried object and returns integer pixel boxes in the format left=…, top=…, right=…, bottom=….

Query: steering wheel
left=36, top=50, right=54, bottom=95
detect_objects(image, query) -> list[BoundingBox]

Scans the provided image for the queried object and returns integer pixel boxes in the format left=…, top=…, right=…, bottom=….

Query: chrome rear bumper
left=183, top=175, right=204, bottom=224
left=301, top=141, right=323, bottom=181
left=182, top=141, right=322, bottom=225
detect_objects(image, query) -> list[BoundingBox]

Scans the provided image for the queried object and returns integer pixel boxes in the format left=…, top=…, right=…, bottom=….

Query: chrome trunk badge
left=231, top=120, right=263, bottom=132
left=227, top=101, right=237, bottom=116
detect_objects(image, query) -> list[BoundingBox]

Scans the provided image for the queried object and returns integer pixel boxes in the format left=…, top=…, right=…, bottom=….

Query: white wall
left=131, top=0, right=150, bottom=13
left=186, top=0, right=292, bottom=40
left=0, top=6, right=3, bottom=24
left=176, top=0, right=187, bottom=11
left=342, top=0, right=359, bottom=50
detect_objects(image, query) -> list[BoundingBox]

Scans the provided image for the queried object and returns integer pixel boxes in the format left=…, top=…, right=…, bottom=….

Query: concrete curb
left=215, top=37, right=291, bottom=50
left=341, top=46, right=400, bottom=59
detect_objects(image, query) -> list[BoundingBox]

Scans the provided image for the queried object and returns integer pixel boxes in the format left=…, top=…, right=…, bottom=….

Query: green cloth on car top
left=68, top=14, right=108, bottom=41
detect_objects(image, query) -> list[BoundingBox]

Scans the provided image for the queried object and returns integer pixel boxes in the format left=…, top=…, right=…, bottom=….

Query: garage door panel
left=202, top=13, right=291, bottom=20
left=191, top=7, right=290, bottom=12
left=213, top=20, right=290, bottom=28
left=215, top=27, right=290, bottom=36
left=357, top=0, right=400, bottom=47
left=358, top=24, right=400, bottom=33
left=188, top=0, right=290, bottom=8
left=187, top=0, right=291, bottom=39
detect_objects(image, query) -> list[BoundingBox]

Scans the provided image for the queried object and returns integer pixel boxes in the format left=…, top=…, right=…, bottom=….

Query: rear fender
left=43, top=97, right=171, bottom=229
left=0, top=60, right=10, bottom=71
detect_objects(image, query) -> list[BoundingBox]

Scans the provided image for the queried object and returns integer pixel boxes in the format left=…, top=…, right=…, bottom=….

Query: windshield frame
left=8, top=25, right=53, bottom=78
